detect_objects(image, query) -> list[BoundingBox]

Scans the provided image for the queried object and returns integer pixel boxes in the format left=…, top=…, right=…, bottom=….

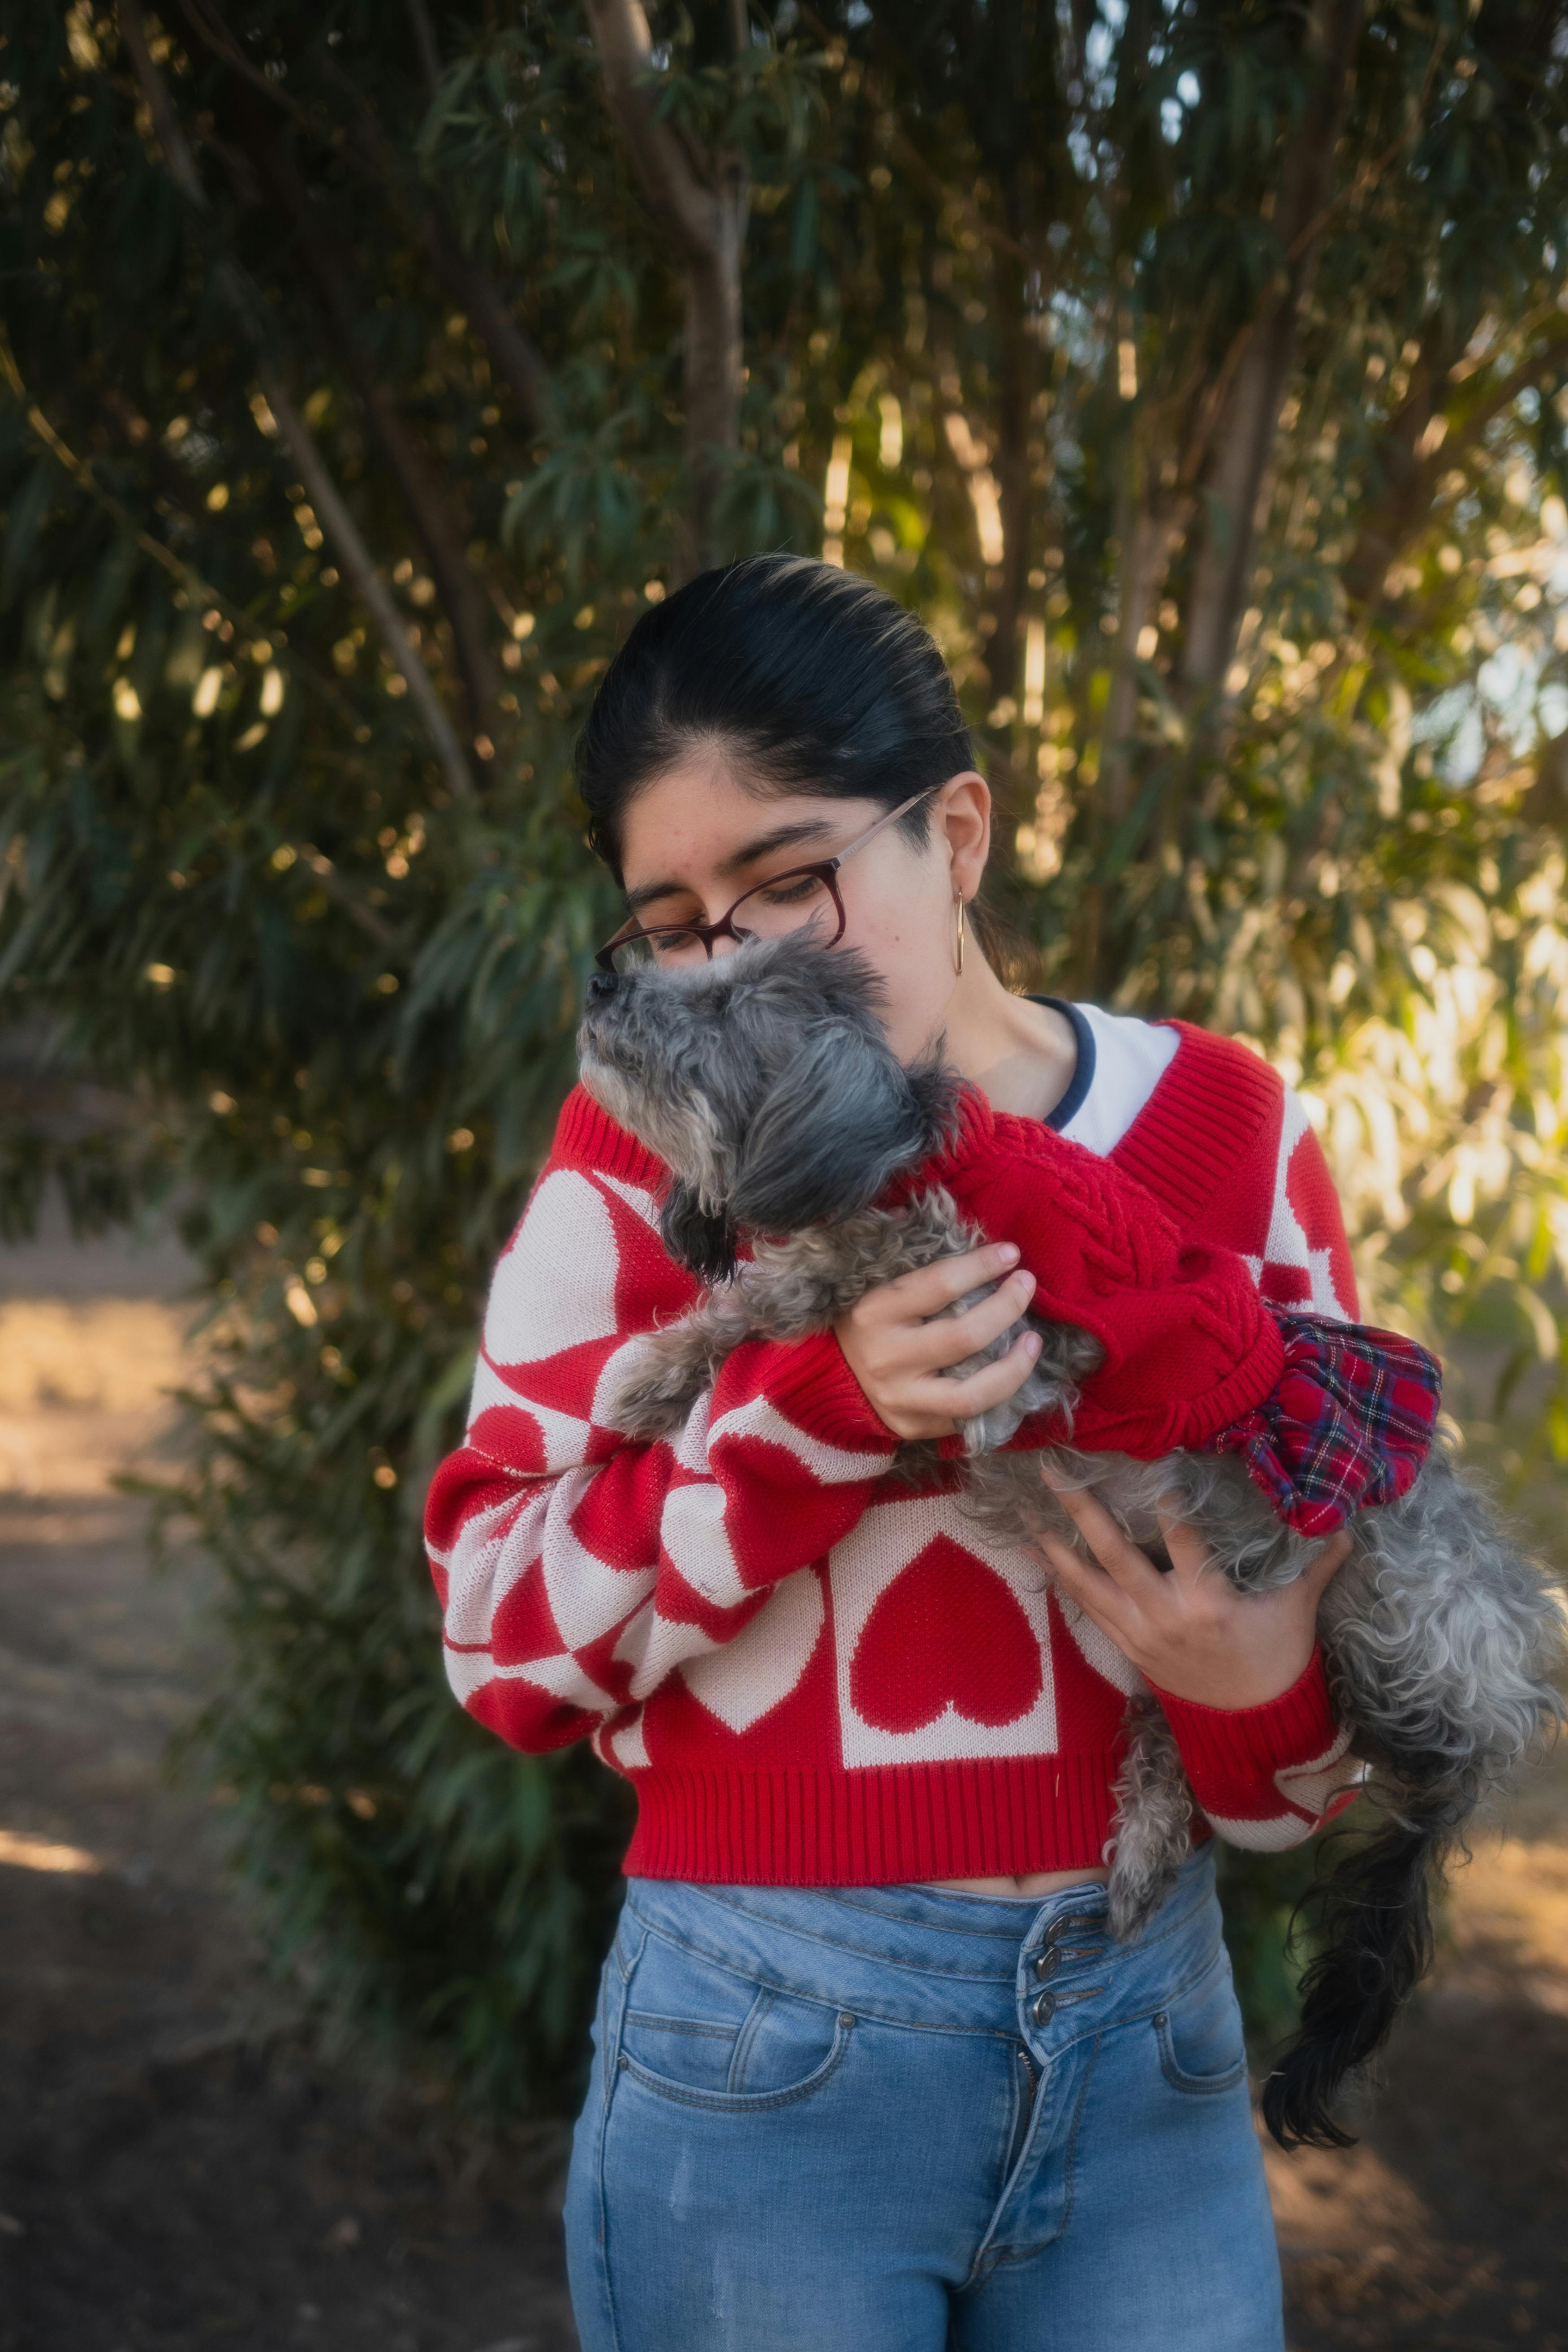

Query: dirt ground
left=0, top=1203, right=1565, bottom=2352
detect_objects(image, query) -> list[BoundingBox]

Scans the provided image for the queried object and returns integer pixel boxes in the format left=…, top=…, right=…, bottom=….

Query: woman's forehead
left=618, top=758, right=873, bottom=893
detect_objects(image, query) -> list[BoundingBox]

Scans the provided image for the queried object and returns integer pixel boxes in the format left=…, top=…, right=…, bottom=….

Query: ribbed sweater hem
left=618, top=1753, right=1121, bottom=1884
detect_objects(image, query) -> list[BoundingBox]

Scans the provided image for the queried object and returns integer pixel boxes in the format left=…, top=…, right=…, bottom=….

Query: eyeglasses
left=595, top=784, right=940, bottom=974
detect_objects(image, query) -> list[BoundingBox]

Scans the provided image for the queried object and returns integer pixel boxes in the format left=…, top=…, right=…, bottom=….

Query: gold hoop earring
left=953, top=893, right=965, bottom=977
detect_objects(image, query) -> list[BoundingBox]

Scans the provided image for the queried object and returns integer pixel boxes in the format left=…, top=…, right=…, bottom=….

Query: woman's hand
left=833, top=1242, right=1043, bottom=1440
left=1030, top=1472, right=1350, bottom=1711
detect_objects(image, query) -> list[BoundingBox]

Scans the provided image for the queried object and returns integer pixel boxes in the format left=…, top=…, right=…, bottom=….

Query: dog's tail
left=1259, top=1797, right=1452, bottom=2151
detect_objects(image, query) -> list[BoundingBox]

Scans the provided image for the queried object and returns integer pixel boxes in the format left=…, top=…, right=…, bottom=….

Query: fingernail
left=1016, top=1268, right=1036, bottom=1291
left=999, top=1242, right=1020, bottom=1263
left=1021, top=1330, right=1042, bottom=1355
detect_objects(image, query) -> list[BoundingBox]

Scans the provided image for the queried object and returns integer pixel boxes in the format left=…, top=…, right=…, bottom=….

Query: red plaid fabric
left=1202, top=1312, right=1443, bottom=1538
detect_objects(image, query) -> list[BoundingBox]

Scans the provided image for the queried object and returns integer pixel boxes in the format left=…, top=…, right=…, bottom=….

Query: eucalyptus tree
left=4, top=0, right=1567, bottom=2107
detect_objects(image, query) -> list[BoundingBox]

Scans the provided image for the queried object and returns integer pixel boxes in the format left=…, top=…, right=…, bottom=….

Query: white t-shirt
left=1029, top=996, right=1180, bottom=1157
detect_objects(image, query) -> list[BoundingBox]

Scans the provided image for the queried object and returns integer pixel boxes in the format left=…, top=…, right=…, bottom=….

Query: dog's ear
left=730, top=1020, right=945, bottom=1233
left=660, top=1179, right=741, bottom=1285
left=903, top=1044, right=964, bottom=1159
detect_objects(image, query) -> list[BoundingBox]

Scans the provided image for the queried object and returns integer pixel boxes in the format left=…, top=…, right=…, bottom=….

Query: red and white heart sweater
left=424, top=1012, right=1366, bottom=1886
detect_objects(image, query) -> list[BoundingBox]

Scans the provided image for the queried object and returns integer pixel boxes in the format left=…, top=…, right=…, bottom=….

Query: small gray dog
left=577, top=935, right=1564, bottom=2148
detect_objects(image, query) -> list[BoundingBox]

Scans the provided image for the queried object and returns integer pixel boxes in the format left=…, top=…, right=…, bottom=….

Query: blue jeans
left=563, top=1845, right=1283, bottom=2350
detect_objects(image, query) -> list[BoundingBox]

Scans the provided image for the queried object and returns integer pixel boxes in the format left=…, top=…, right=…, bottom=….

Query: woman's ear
left=935, top=771, right=991, bottom=904
left=729, top=1021, right=951, bottom=1234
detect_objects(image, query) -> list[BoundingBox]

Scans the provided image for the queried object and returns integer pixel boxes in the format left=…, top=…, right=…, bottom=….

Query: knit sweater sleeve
left=422, top=1096, right=899, bottom=1757
left=911, top=1088, right=1288, bottom=1460
left=1152, top=1646, right=1366, bottom=1850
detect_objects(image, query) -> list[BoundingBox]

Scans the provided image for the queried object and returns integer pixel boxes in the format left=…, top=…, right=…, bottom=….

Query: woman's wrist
left=1145, top=1640, right=1323, bottom=1716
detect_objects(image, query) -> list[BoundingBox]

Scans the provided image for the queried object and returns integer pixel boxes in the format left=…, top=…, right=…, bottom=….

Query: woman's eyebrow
left=622, top=817, right=836, bottom=914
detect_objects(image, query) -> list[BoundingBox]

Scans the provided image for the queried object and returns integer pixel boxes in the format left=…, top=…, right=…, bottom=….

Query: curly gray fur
left=577, top=934, right=1565, bottom=2132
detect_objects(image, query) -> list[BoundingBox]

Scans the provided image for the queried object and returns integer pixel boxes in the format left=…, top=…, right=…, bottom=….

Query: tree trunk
left=1180, top=0, right=1364, bottom=700
left=1099, top=474, right=1189, bottom=824
left=986, top=239, right=1033, bottom=719
left=584, top=0, right=748, bottom=582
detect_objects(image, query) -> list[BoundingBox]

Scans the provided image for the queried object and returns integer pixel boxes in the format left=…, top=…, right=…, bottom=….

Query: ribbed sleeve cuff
left=763, top=1330, right=903, bottom=1454
left=1167, top=1303, right=1288, bottom=1451
left=1150, top=1645, right=1340, bottom=1794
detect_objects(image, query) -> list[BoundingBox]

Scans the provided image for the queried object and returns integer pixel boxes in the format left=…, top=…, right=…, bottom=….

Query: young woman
left=424, top=556, right=1364, bottom=2352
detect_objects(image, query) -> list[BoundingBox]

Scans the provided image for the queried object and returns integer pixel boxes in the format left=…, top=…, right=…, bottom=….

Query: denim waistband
left=620, top=1845, right=1223, bottom=2048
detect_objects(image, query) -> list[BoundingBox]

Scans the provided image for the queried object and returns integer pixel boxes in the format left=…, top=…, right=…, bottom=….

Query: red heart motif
left=848, top=1535, right=1044, bottom=1734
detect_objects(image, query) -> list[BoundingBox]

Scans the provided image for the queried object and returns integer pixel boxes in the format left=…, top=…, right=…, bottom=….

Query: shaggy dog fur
left=576, top=935, right=1564, bottom=2149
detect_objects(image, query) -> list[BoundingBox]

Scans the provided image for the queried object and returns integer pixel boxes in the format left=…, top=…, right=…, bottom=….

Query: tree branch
left=116, top=0, right=477, bottom=804
left=1344, top=321, right=1568, bottom=614
left=584, top=0, right=726, bottom=261
left=4, top=355, right=366, bottom=749
left=165, top=9, right=557, bottom=446
left=165, top=8, right=505, bottom=738
left=583, top=0, right=747, bottom=578
left=312, top=53, right=558, bottom=439
left=403, top=0, right=442, bottom=104
left=214, top=81, right=504, bottom=737
left=1180, top=0, right=1365, bottom=701
left=420, top=207, right=557, bottom=438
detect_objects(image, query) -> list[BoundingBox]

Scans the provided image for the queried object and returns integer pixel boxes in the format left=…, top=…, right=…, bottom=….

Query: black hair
left=574, top=554, right=974, bottom=885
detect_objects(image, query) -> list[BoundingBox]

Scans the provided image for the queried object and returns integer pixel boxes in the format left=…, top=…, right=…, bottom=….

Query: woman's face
left=614, top=743, right=992, bottom=1064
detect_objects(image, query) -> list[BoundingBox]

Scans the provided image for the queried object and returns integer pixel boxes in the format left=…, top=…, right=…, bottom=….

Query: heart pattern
left=831, top=1506, right=1058, bottom=1767
left=1249, top=1093, right=1357, bottom=1321
left=850, top=1538, right=1043, bottom=1732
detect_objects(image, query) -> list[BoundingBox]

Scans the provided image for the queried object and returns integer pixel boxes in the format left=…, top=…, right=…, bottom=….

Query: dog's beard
left=577, top=1044, right=645, bottom=1149
left=575, top=935, right=961, bottom=1279
left=579, top=1039, right=742, bottom=1279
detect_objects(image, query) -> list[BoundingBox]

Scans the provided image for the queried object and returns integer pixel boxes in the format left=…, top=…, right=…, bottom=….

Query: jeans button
left=1032, top=1947, right=1061, bottom=1982
left=1033, top=1989, right=1056, bottom=2028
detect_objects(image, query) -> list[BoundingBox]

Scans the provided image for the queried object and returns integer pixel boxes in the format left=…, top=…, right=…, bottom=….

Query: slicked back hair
left=574, top=555, right=974, bottom=883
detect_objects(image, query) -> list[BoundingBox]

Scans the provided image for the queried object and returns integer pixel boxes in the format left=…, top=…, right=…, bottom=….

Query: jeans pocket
left=1153, top=1947, right=1249, bottom=2096
left=616, top=1926, right=853, bottom=2112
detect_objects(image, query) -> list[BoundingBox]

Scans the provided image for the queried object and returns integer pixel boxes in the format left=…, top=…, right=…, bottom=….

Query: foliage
left=3, top=0, right=1567, bottom=2112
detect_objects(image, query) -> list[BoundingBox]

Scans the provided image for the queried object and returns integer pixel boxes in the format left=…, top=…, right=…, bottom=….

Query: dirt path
left=0, top=1204, right=1564, bottom=2349
left=0, top=1207, right=578, bottom=2352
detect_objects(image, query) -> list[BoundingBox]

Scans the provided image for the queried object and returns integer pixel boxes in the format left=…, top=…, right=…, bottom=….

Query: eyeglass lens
left=608, top=871, right=839, bottom=971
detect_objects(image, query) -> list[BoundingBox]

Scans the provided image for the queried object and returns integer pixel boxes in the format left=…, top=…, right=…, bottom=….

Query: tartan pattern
left=1203, top=1310, right=1443, bottom=1538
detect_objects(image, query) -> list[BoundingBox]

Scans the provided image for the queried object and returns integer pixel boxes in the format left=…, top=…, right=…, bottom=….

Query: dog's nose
left=584, top=969, right=618, bottom=1009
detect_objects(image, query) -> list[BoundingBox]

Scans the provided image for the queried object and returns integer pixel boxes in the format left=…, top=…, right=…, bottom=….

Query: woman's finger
left=905, top=1269, right=1039, bottom=1375
left=1028, top=1525, right=1138, bottom=1643
left=871, top=1243, right=1022, bottom=1322
left=1303, top=1528, right=1353, bottom=1596
left=906, top=1329, right=1044, bottom=1426
left=1152, top=1504, right=1220, bottom=1592
left=1040, top=1468, right=1171, bottom=1601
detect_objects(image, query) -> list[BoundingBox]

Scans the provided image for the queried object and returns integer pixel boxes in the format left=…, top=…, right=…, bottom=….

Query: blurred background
left=3, top=2, right=1568, bottom=2344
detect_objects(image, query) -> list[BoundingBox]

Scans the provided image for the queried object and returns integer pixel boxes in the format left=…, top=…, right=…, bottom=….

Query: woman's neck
left=941, top=960, right=1079, bottom=1124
